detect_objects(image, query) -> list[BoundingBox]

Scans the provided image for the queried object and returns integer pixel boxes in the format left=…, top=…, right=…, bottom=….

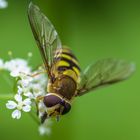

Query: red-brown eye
left=61, top=102, right=71, bottom=115
left=43, top=95, right=61, bottom=107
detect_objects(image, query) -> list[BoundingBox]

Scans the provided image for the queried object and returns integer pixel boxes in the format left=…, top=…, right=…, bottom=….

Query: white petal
left=0, top=59, right=4, bottom=69
left=21, top=79, right=29, bottom=87
left=23, top=98, right=32, bottom=105
left=4, top=59, right=31, bottom=76
left=39, top=125, right=47, bottom=135
left=14, top=94, right=22, bottom=102
left=22, top=105, right=31, bottom=112
left=0, top=0, right=8, bottom=9
left=17, top=86, right=23, bottom=94
left=24, top=92, right=34, bottom=99
left=10, top=70, right=19, bottom=77
left=6, top=101, right=17, bottom=109
left=12, top=109, right=21, bottom=119
left=39, top=125, right=51, bottom=136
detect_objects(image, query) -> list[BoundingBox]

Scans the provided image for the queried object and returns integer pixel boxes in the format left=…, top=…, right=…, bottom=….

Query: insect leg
left=19, top=71, right=47, bottom=78
left=30, top=71, right=47, bottom=77
left=56, top=115, right=60, bottom=122
left=41, top=112, right=48, bottom=124
left=35, top=95, right=45, bottom=115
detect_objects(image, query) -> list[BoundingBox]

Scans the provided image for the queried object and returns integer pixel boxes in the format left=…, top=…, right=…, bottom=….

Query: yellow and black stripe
left=54, top=48, right=80, bottom=81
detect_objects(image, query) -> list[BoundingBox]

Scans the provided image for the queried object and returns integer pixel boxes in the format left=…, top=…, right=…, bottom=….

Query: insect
left=28, top=3, right=135, bottom=123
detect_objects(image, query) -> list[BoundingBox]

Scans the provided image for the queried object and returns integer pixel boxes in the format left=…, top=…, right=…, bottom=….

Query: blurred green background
left=0, top=0, right=139, bottom=140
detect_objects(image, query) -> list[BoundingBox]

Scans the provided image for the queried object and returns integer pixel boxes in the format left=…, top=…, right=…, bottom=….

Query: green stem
left=0, top=94, right=14, bottom=100
left=29, top=110, right=40, bottom=125
left=1, top=73, right=13, bottom=88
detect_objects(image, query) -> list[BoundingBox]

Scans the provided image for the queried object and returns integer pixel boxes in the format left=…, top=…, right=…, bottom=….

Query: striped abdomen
left=48, top=48, right=81, bottom=100
left=54, top=48, right=80, bottom=81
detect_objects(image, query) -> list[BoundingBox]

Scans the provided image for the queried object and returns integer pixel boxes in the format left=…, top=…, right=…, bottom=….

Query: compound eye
left=61, top=102, right=71, bottom=115
left=43, top=94, right=61, bottom=107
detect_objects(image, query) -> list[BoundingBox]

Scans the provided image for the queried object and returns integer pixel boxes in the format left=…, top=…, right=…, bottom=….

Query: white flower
left=39, top=125, right=51, bottom=136
left=0, top=0, right=8, bottom=9
left=4, top=59, right=31, bottom=77
left=38, top=102, right=53, bottom=136
left=1, top=54, right=53, bottom=134
left=17, top=86, right=23, bottom=94
left=6, top=94, right=32, bottom=119
left=0, top=59, right=4, bottom=69
left=18, top=75, right=33, bottom=88
left=22, top=73, right=47, bottom=99
left=38, top=119, right=52, bottom=136
left=38, top=101, right=46, bottom=118
left=24, top=91, right=34, bottom=99
left=3, top=56, right=48, bottom=123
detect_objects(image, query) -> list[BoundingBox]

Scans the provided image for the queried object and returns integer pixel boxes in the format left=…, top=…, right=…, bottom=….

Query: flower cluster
left=6, top=94, right=31, bottom=119
left=0, top=0, right=8, bottom=9
left=0, top=53, right=52, bottom=135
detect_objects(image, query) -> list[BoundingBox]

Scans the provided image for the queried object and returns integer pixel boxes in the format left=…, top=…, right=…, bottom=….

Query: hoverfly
left=28, top=3, right=135, bottom=123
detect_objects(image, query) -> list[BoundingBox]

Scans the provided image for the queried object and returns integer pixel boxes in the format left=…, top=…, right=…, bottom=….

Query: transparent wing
left=77, top=58, right=135, bottom=96
left=28, top=3, right=62, bottom=77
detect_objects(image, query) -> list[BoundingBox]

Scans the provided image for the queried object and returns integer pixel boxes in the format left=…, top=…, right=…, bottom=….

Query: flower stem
left=29, top=111, right=40, bottom=125
left=0, top=93, right=14, bottom=100
left=1, top=73, right=13, bottom=88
